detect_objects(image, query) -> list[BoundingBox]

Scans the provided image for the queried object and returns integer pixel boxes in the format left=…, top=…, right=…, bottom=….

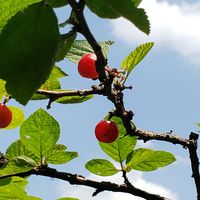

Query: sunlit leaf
left=0, top=177, right=11, bottom=186
left=0, top=176, right=41, bottom=199
left=56, top=94, right=93, bottom=104
left=126, top=148, right=176, bottom=171
left=121, top=42, right=154, bottom=80
left=100, top=116, right=137, bottom=163
left=3, top=106, right=24, bottom=130
left=66, top=40, right=114, bottom=63
left=0, top=79, right=7, bottom=100
left=0, top=160, right=34, bottom=177
left=31, top=66, right=67, bottom=100
left=20, top=108, right=60, bottom=160
left=85, top=159, right=119, bottom=176
left=46, top=144, right=78, bottom=164
left=0, top=0, right=42, bottom=32
left=6, top=140, right=38, bottom=163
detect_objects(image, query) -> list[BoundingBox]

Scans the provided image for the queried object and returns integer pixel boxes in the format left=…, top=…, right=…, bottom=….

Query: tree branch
left=188, top=132, right=200, bottom=199
left=44, top=1, right=200, bottom=198
left=36, top=86, right=103, bottom=100
left=36, top=86, right=200, bottom=198
left=67, top=0, right=107, bottom=80
left=36, top=87, right=200, bottom=198
left=135, top=129, right=193, bottom=148
left=0, top=167, right=169, bottom=200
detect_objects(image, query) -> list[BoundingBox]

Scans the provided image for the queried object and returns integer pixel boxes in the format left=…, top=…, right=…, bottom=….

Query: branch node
left=47, top=97, right=56, bottom=109
left=92, top=188, right=103, bottom=196
left=190, top=132, right=199, bottom=141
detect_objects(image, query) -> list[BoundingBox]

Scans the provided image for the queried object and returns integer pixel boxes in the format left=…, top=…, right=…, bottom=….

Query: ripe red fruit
left=0, top=104, right=12, bottom=128
left=95, top=120, right=119, bottom=143
left=78, top=53, right=99, bottom=79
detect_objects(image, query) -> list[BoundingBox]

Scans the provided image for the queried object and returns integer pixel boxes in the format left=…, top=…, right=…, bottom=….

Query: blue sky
left=1, top=0, right=200, bottom=199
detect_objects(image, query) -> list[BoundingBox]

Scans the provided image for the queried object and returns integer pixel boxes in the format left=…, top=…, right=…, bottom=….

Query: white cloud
left=56, top=172, right=178, bottom=200
left=110, top=0, right=200, bottom=66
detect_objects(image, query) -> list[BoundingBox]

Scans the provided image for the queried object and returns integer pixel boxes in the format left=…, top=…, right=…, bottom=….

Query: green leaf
left=0, top=0, right=42, bottom=32
left=0, top=177, right=11, bottom=186
left=56, top=93, right=93, bottom=104
left=47, top=151, right=78, bottom=164
left=0, top=177, right=41, bottom=200
left=26, top=196, right=42, bottom=200
left=11, top=176, right=28, bottom=188
left=86, top=0, right=120, bottom=19
left=0, top=2, right=59, bottom=105
left=56, top=31, right=77, bottom=62
left=106, top=0, right=150, bottom=34
left=126, top=148, right=176, bottom=171
left=36, top=66, right=65, bottom=91
left=14, top=156, right=37, bottom=167
left=0, top=79, right=7, bottom=100
left=100, top=116, right=137, bottom=163
left=6, top=140, right=38, bottom=163
left=50, top=66, right=68, bottom=79
left=66, top=40, right=114, bottom=63
left=0, top=160, right=34, bottom=177
left=0, top=181, right=27, bottom=199
left=121, top=42, right=154, bottom=80
left=85, top=159, right=119, bottom=176
left=41, top=79, right=60, bottom=91
left=47, top=0, right=68, bottom=7
left=31, top=66, right=67, bottom=100
left=20, top=108, right=60, bottom=160
left=132, top=0, right=142, bottom=7
left=46, top=144, right=78, bottom=164
left=2, top=106, right=24, bottom=130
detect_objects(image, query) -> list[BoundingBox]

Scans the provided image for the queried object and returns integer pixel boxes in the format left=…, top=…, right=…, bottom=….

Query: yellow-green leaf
left=56, top=94, right=93, bottom=104
left=121, top=42, right=154, bottom=81
left=46, top=144, right=78, bottom=164
left=99, top=116, right=137, bottom=163
left=3, top=106, right=24, bottom=130
left=0, top=79, right=7, bottom=100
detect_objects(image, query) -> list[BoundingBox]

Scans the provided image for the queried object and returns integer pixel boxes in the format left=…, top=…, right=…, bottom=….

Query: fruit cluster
left=78, top=53, right=119, bottom=143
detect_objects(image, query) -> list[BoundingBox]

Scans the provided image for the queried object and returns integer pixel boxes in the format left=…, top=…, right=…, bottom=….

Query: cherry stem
left=2, top=96, right=10, bottom=105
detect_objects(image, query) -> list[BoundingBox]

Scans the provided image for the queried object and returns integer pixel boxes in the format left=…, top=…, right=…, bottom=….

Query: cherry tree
left=0, top=0, right=199, bottom=200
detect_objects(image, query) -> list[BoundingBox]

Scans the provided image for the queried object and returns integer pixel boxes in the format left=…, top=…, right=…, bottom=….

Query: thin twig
left=36, top=86, right=103, bottom=99
left=135, top=129, right=193, bottom=148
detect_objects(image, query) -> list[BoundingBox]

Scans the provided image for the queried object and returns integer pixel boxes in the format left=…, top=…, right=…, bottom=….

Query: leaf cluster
left=0, top=108, right=78, bottom=199
left=0, top=0, right=151, bottom=104
left=0, top=0, right=184, bottom=200
left=86, top=116, right=175, bottom=176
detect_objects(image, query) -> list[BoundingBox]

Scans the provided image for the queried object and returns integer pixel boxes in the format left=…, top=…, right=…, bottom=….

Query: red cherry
left=95, top=120, right=119, bottom=143
left=78, top=53, right=99, bottom=79
left=0, top=104, right=12, bottom=128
